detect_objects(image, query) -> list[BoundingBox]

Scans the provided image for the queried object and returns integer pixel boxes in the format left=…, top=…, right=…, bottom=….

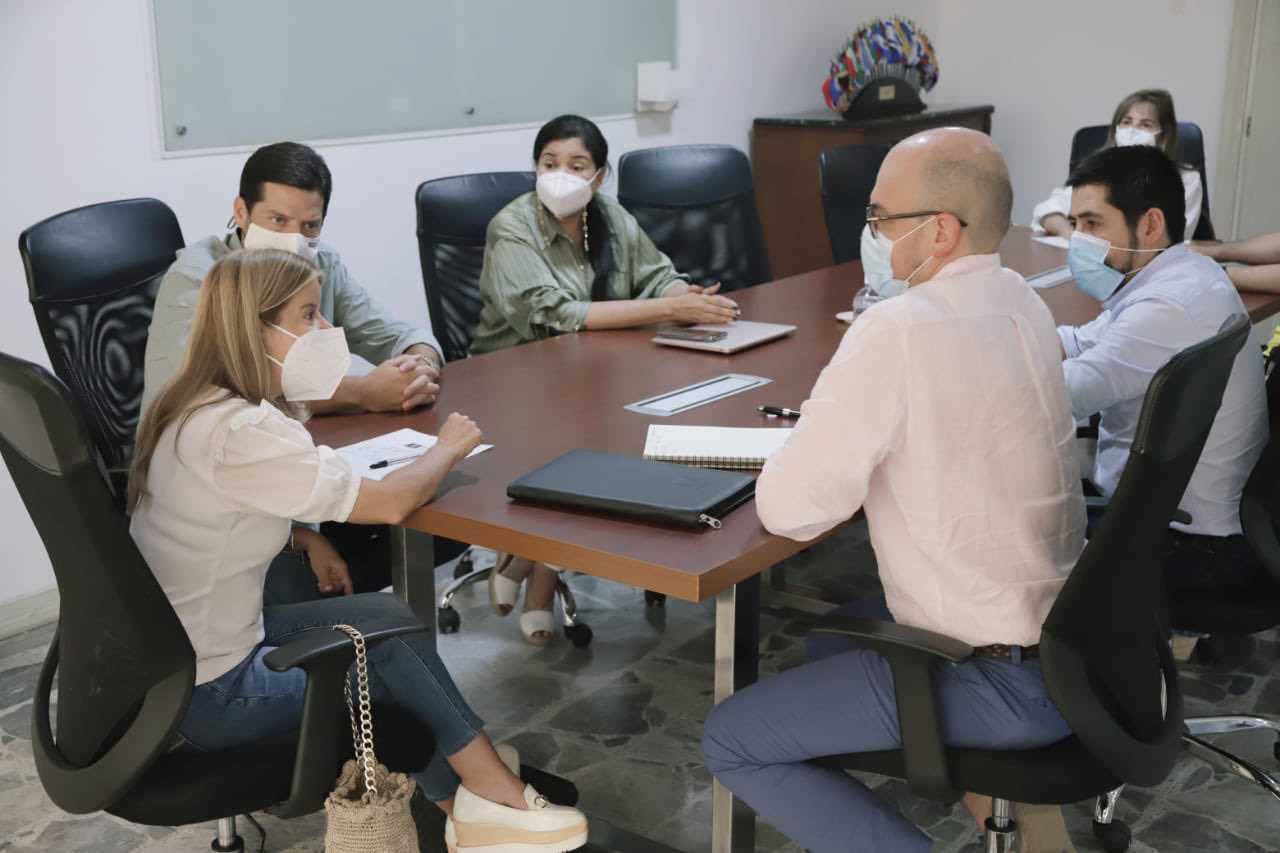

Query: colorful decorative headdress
left=822, top=18, right=939, bottom=115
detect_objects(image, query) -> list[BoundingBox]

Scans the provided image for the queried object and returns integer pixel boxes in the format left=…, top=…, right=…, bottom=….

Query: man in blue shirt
left=1058, top=145, right=1268, bottom=606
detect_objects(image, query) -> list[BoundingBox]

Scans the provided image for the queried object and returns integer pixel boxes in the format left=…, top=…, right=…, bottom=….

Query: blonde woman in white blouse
left=1032, top=89, right=1203, bottom=242
left=128, top=249, right=586, bottom=853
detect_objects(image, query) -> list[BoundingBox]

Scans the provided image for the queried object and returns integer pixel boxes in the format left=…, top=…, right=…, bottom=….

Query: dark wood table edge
left=397, top=505, right=842, bottom=604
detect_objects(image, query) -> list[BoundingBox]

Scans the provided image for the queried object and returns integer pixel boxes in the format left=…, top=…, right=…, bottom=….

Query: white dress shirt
left=130, top=393, right=362, bottom=684
left=1058, top=244, right=1267, bottom=537
left=757, top=254, right=1086, bottom=648
left=1031, top=168, right=1203, bottom=242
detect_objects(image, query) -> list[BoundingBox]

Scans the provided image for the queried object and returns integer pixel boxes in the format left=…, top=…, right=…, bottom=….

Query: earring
left=581, top=209, right=590, bottom=256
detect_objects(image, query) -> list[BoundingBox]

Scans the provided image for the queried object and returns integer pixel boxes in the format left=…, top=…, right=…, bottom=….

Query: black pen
left=758, top=405, right=801, bottom=418
left=369, top=453, right=420, bottom=470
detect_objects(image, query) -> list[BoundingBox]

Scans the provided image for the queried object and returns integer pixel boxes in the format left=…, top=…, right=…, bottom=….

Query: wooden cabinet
left=751, top=104, right=994, bottom=278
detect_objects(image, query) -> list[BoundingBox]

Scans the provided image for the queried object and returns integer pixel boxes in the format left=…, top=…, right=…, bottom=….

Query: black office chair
left=617, top=145, right=772, bottom=291
left=414, top=173, right=593, bottom=646
left=18, top=198, right=184, bottom=499
left=0, top=351, right=435, bottom=852
left=809, top=314, right=1252, bottom=851
left=1068, top=122, right=1214, bottom=241
left=1161, top=344, right=1280, bottom=800
left=819, top=144, right=891, bottom=264
left=415, top=172, right=536, bottom=362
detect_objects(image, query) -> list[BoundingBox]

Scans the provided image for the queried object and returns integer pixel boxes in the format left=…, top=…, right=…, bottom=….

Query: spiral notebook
left=642, top=425, right=793, bottom=470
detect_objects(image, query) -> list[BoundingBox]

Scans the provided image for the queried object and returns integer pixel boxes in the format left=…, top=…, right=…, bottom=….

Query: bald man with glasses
left=702, top=128, right=1086, bottom=853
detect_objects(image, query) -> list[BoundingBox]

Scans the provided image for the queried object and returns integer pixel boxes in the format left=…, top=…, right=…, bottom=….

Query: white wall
left=0, top=0, right=939, bottom=612
left=930, top=0, right=1234, bottom=226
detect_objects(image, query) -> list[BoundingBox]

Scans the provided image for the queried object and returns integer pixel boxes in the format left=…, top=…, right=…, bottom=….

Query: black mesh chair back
left=1172, top=342, right=1280, bottom=634
left=1041, top=314, right=1250, bottom=787
left=819, top=144, right=891, bottom=264
left=0, top=351, right=194, bottom=814
left=1068, top=122, right=1213, bottom=240
left=18, top=198, right=184, bottom=473
left=1238, top=351, right=1280, bottom=587
left=617, top=145, right=772, bottom=291
left=415, top=172, right=536, bottom=361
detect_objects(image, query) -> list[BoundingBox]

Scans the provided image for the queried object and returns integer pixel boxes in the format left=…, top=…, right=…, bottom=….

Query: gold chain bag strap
left=323, top=624, right=419, bottom=853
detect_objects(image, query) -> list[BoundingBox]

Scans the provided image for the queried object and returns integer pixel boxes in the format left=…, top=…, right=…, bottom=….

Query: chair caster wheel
left=565, top=623, right=593, bottom=648
left=1273, top=739, right=1280, bottom=763
left=437, top=606, right=461, bottom=634
left=1092, top=818, right=1132, bottom=853
left=644, top=590, right=666, bottom=607
left=453, top=553, right=474, bottom=580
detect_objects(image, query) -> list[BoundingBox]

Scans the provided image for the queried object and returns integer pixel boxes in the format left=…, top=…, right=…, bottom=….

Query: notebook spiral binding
left=643, top=454, right=766, bottom=470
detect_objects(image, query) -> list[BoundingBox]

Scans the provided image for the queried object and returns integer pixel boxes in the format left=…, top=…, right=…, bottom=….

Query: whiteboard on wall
left=152, top=0, right=677, bottom=152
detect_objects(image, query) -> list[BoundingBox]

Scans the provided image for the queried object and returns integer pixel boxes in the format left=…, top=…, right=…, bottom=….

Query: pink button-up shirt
left=756, top=254, right=1086, bottom=647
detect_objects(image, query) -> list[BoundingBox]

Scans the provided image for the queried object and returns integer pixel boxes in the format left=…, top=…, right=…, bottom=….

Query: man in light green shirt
left=142, top=142, right=443, bottom=415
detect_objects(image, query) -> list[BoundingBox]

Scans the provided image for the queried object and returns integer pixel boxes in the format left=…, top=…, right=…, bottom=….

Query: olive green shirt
left=471, top=192, right=687, bottom=354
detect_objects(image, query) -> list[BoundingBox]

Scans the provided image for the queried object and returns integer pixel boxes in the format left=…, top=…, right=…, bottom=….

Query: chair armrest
left=262, top=620, right=426, bottom=673
left=1085, top=495, right=1192, bottom=525
left=1084, top=495, right=1109, bottom=514
left=264, top=618, right=429, bottom=819
left=1076, top=413, right=1101, bottom=440
left=811, top=616, right=973, bottom=662
left=810, top=616, right=972, bottom=800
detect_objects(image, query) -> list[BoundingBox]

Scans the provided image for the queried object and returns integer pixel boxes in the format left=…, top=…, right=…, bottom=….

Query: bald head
left=878, top=128, right=1013, bottom=253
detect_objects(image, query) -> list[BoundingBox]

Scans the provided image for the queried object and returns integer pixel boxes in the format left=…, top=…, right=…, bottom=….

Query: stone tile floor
left=0, top=524, right=1277, bottom=851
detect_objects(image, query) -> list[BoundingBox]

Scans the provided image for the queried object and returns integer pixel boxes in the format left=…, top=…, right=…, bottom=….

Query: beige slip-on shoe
left=448, top=783, right=586, bottom=853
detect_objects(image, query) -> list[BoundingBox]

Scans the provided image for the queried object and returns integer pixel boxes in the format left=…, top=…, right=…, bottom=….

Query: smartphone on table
left=655, top=327, right=728, bottom=343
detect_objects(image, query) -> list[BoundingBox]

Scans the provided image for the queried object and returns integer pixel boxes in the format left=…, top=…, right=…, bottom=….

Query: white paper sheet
left=336, top=428, right=492, bottom=481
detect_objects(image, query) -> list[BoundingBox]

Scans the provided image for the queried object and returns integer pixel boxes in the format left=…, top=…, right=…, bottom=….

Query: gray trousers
left=701, top=597, right=1071, bottom=852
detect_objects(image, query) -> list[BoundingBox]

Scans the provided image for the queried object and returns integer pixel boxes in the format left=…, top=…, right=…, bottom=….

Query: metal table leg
left=712, top=574, right=761, bottom=853
left=390, top=527, right=437, bottom=649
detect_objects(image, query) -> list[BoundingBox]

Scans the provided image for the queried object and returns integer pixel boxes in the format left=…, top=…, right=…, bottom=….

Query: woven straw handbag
left=323, top=624, right=419, bottom=853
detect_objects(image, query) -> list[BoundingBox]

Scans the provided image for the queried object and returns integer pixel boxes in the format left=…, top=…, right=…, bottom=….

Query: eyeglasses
left=865, top=206, right=968, bottom=239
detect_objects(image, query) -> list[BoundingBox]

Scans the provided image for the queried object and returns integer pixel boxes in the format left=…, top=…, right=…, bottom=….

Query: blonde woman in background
left=1032, top=88, right=1203, bottom=241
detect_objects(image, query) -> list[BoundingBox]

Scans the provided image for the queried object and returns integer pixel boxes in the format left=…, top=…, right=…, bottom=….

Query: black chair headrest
left=19, top=198, right=184, bottom=304
left=618, top=145, right=754, bottom=207
left=415, top=172, right=536, bottom=244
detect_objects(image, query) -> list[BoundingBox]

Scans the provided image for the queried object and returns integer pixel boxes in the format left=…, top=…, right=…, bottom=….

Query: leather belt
left=972, top=643, right=1039, bottom=662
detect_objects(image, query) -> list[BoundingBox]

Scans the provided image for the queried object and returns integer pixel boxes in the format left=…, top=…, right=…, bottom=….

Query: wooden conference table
left=308, top=228, right=1280, bottom=853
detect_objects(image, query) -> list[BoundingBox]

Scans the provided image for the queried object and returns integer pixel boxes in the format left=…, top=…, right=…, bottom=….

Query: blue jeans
left=178, top=592, right=484, bottom=801
left=702, top=597, right=1070, bottom=853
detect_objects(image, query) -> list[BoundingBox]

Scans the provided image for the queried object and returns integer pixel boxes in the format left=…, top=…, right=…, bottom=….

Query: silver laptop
left=652, top=320, right=796, bottom=354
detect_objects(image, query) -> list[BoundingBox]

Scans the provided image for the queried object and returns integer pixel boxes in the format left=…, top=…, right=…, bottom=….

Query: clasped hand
left=360, top=353, right=441, bottom=412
